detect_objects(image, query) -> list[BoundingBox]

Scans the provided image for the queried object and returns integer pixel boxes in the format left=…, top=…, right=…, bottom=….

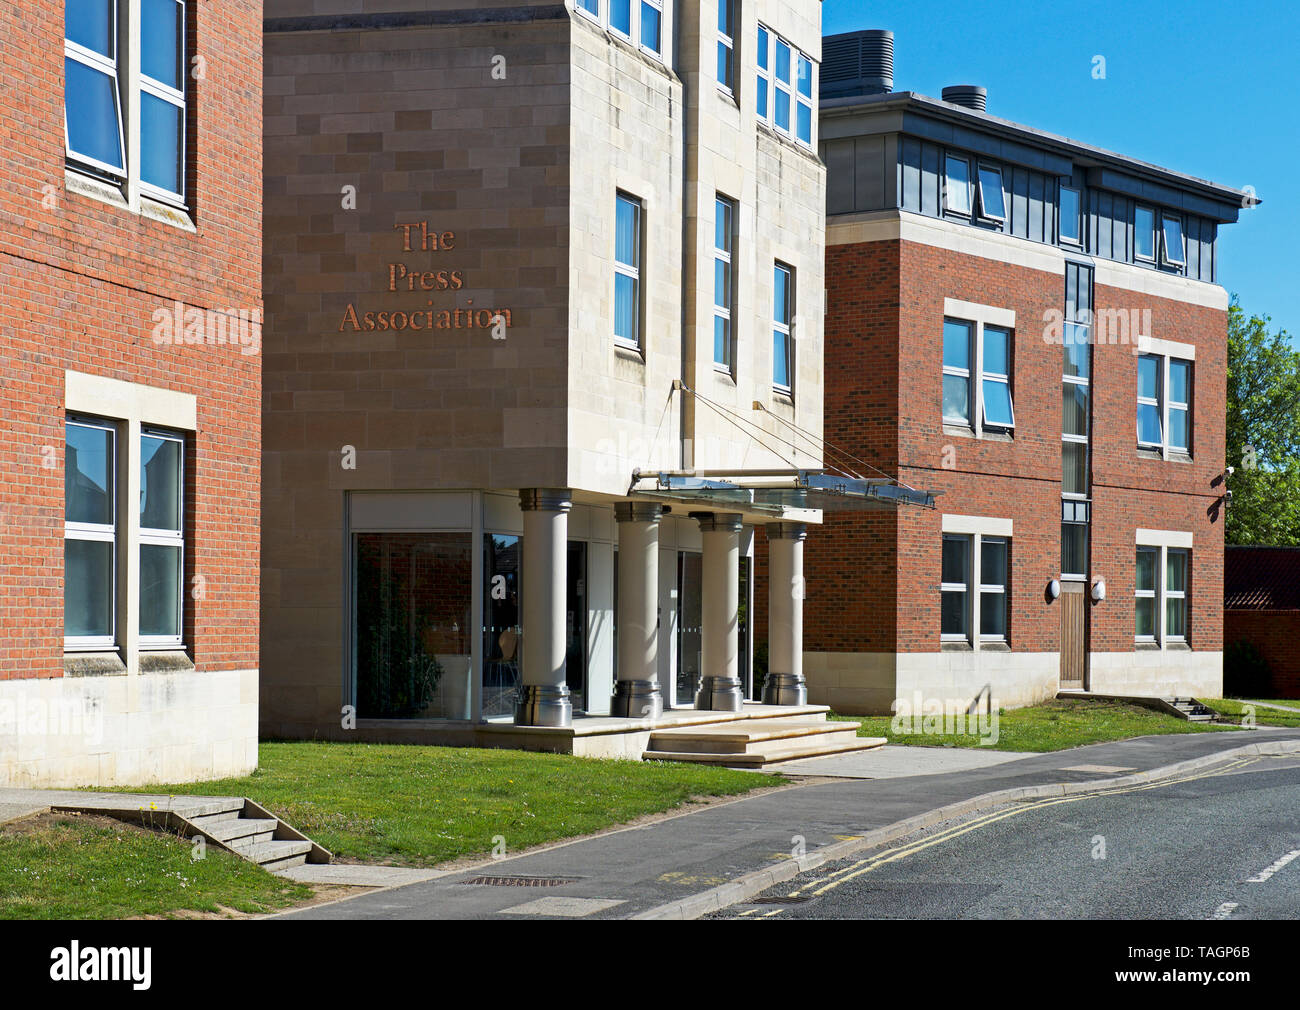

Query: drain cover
left=459, top=874, right=579, bottom=887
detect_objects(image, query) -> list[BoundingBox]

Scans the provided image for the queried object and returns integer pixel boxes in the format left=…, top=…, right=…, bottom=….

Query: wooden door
left=1059, top=583, right=1086, bottom=689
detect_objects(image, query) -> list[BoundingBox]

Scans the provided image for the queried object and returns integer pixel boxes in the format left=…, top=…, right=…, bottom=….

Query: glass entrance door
left=566, top=541, right=587, bottom=712
left=676, top=551, right=702, bottom=707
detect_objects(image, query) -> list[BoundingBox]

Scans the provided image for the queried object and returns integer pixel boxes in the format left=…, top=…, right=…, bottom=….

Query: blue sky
left=823, top=0, right=1297, bottom=342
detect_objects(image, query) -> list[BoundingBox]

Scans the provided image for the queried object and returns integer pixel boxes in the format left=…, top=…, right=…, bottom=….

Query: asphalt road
left=714, top=754, right=1300, bottom=920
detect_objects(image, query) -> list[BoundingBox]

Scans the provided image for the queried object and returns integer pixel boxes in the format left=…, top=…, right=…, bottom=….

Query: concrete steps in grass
left=644, top=712, right=885, bottom=767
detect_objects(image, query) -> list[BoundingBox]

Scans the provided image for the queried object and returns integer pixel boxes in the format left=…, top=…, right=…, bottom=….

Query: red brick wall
left=1224, top=611, right=1300, bottom=698
left=802, top=235, right=1226, bottom=659
left=0, top=1, right=263, bottom=679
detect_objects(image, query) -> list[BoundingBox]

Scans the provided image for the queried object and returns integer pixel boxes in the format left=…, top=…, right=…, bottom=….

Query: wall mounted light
left=1091, top=579, right=1106, bottom=602
left=1047, top=579, right=1061, bottom=600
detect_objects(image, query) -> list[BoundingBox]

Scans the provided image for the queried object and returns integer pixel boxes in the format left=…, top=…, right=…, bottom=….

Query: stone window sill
left=63, top=651, right=127, bottom=677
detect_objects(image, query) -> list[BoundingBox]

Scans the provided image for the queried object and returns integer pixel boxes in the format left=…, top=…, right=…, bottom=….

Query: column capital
left=691, top=511, right=744, bottom=534
left=768, top=522, right=808, bottom=541
left=615, top=500, right=664, bottom=524
left=518, top=488, right=573, bottom=513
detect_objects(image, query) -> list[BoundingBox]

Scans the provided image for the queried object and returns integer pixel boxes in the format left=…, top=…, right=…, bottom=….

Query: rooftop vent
left=941, top=85, right=987, bottom=112
left=820, top=29, right=894, bottom=100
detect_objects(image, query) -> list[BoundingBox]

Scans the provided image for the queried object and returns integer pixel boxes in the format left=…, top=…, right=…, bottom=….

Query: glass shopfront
left=482, top=533, right=521, bottom=719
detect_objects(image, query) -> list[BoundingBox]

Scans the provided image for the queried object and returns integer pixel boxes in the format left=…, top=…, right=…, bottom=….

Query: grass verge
left=832, top=697, right=1241, bottom=752
left=113, top=742, right=779, bottom=866
left=0, top=812, right=312, bottom=920
left=1204, top=698, right=1300, bottom=728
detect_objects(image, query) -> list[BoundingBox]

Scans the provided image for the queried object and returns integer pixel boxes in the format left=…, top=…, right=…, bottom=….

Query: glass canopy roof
left=628, top=472, right=938, bottom=515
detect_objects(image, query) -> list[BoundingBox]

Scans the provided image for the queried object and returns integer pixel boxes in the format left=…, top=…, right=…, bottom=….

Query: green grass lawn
left=832, top=697, right=1241, bottom=752
left=1205, top=698, right=1300, bottom=728
left=0, top=813, right=312, bottom=920
left=116, top=742, right=779, bottom=866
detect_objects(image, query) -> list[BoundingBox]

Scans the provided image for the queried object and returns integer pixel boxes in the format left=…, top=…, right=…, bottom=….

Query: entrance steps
left=644, top=708, right=885, bottom=767
left=1057, top=690, right=1216, bottom=722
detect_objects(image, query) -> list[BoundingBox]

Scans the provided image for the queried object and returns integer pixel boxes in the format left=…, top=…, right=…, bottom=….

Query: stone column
left=514, top=488, right=572, bottom=728
left=612, top=502, right=664, bottom=719
left=763, top=522, right=808, bottom=706
left=695, top=512, right=745, bottom=712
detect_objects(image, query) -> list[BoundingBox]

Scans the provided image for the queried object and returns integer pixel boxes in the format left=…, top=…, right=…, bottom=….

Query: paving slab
left=277, top=864, right=450, bottom=887
left=769, top=744, right=1033, bottom=779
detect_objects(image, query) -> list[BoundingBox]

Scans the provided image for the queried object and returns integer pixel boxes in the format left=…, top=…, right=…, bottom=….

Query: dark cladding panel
left=1186, top=215, right=1200, bottom=278
left=901, top=136, right=921, bottom=212
left=1028, top=172, right=1044, bottom=243
left=1011, top=167, right=1029, bottom=240
left=920, top=142, right=940, bottom=217
left=855, top=134, right=887, bottom=210
left=825, top=138, right=856, bottom=214
left=1097, top=190, right=1113, bottom=260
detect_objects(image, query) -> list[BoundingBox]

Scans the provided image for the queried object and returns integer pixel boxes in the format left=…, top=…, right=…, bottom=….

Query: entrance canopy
left=628, top=469, right=938, bottom=517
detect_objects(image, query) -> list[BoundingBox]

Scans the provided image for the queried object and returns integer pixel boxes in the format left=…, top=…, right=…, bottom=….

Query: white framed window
left=944, top=155, right=972, bottom=215
left=1134, top=205, right=1156, bottom=261
left=941, top=517, right=1013, bottom=647
left=942, top=300, right=1016, bottom=435
left=979, top=536, right=1009, bottom=641
left=976, top=164, right=1006, bottom=222
left=1137, top=351, right=1192, bottom=456
left=65, top=0, right=189, bottom=208
left=1059, top=184, right=1082, bottom=245
left=1161, top=213, right=1186, bottom=267
left=716, top=0, right=735, bottom=92
left=1135, top=535, right=1191, bottom=646
left=773, top=261, right=793, bottom=393
left=614, top=191, right=643, bottom=350
left=713, top=194, right=736, bottom=373
left=139, top=429, right=184, bottom=647
left=599, top=0, right=666, bottom=60
left=65, top=417, right=119, bottom=650
left=756, top=24, right=815, bottom=149
left=940, top=533, right=972, bottom=641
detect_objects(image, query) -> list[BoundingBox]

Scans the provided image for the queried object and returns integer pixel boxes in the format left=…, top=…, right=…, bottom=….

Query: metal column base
left=696, top=675, right=744, bottom=713
left=514, top=684, right=573, bottom=727
left=610, top=680, right=663, bottom=720
left=762, top=672, right=808, bottom=707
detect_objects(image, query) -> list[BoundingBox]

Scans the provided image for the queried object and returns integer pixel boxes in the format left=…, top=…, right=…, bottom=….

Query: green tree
left=1225, top=297, right=1300, bottom=545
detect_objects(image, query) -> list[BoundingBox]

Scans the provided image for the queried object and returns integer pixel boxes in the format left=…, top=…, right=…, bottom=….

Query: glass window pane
left=978, top=166, right=1006, bottom=219
left=65, top=539, right=114, bottom=638
left=141, top=92, right=183, bottom=195
left=797, top=101, right=812, bottom=144
left=943, top=319, right=970, bottom=369
left=1168, top=406, right=1189, bottom=450
left=140, top=543, right=181, bottom=638
left=1169, top=359, right=1190, bottom=404
left=773, top=266, right=789, bottom=323
left=1166, top=551, right=1186, bottom=593
left=66, top=422, right=114, bottom=526
left=717, top=40, right=731, bottom=85
left=615, top=274, right=638, bottom=343
left=981, top=538, right=1007, bottom=587
left=983, top=326, right=1009, bottom=374
left=773, top=331, right=789, bottom=387
left=1060, top=186, right=1081, bottom=242
left=1061, top=523, right=1088, bottom=576
left=980, top=592, right=1006, bottom=637
left=797, top=54, right=813, bottom=98
left=1136, top=597, right=1155, bottom=638
left=1062, top=441, right=1087, bottom=496
left=757, top=26, right=769, bottom=69
left=945, top=156, right=971, bottom=214
left=141, top=0, right=182, bottom=90
left=775, top=40, right=790, bottom=82
left=615, top=196, right=638, bottom=267
left=1064, top=324, right=1090, bottom=378
left=1136, top=549, right=1156, bottom=592
left=640, top=2, right=661, bottom=52
left=1166, top=597, right=1186, bottom=638
left=942, top=535, right=970, bottom=585
left=65, top=59, right=124, bottom=169
left=356, top=532, right=475, bottom=720
left=1135, top=206, right=1155, bottom=258
left=580, top=0, right=599, bottom=13
left=756, top=75, right=768, bottom=117
left=774, top=87, right=790, bottom=130
left=941, top=591, right=968, bottom=636
left=140, top=435, right=181, bottom=531
left=719, top=0, right=732, bottom=37
left=1062, top=384, right=1089, bottom=437
left=611, top=0, right=632, bottom=34
left=983, top=379, right=1013, bottom=427
left=715, top=198, right=731, bottom=251
left=714, top=257, right=730, bottom=308
left=1162, top=216, right=1185, bottom=264
left=1138, top=403, right=1163, bottom=445
left=66, top=0, right=114, bottom=57
left=943, top=374, right=971, bottom=424
left=714, top=315, right=730, bottom=367
left=1138, top=354, right=1160, bottom=399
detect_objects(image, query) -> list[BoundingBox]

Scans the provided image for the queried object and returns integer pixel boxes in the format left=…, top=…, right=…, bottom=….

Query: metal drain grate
left=459, top=874, right=579, bottom=887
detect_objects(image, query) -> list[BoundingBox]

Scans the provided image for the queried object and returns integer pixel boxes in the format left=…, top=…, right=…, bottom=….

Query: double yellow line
left=791, top=756, right=1264, bottom=899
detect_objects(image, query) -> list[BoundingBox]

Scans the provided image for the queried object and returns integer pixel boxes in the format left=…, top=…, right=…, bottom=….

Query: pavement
left=270, top=726, right=1300, bottom=919
left=770, top=743, right=1034, bottom=778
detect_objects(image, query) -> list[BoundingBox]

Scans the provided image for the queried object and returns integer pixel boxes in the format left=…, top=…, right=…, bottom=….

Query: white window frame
left=1135, top=530, right=1193, bottom=648
left=1137, top=353, right=1163, bottom=451
left=588, top=0, right=668, bottom=62
left=1134, top=204, right=1156, bottom=262
left=1161, top=212, right=1186, bottom=268
left=65, top=417, right=119, bottom=651
left=1135, top=545, right=1159, bottom=644
left=941, top=515, right=1013, bottom=649
left=976, top=163, right=1006, bottom=223
left=1136, top=336, right=1195, bottom=459
left=64, top=2, right=127, bottom=179
left=138, top=0, right=188, bottom=207
left=614, top=191, right=643, bottom=351
left=940, top=533, right=973, bottom=644
left=713, top=194, right=736, bottom=374
left=944, top=154, right=972, bottom=215
left=756, top=24, right=815, bottom=150
left=138, top=428, right=185, bottom=649
left=773, top=261, right=794, bottom=394
left=795, top=52, right=814, bottom=146
left=1059, top=184, right=1082, bottom=245
left=716, top=0, right=735, bottom=93
left=943, top=299, right=1016, bottom=437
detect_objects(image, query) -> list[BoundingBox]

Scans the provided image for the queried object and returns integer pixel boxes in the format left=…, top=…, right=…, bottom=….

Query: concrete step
left=645, top=736, right=887, bottom=768
left=188, top=801, right=251, bottom=827
left=202, top=816, right=279, bottom=846
left=232, top=838, right=314, bottom=866
left=646, top=719, right=861, bottom=755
